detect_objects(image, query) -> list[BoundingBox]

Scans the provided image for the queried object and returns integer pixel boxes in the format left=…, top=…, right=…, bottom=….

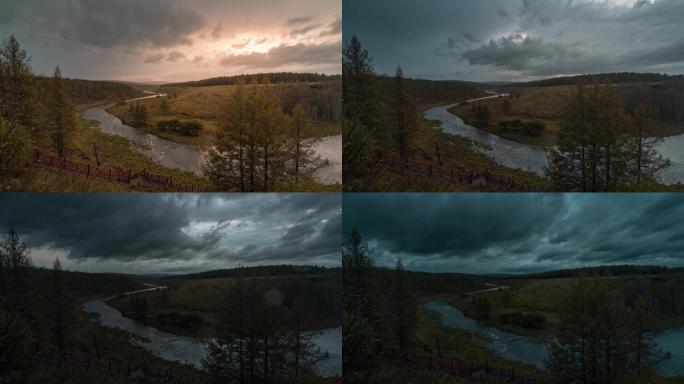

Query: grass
left=106, top=83, right=341, bottom=147
left=449, top=85, right=684, bottom=148
left=19, top=119, right=209, bottom=192
left=357, top=118, right=552, bottom=192
left=447, top=276, right=684, bottom=341
left=108, top=276, right=341, bottom=339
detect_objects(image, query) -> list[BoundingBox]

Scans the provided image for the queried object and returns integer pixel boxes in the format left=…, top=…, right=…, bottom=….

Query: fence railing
left=32, top=344, right=211, bottom=384
left=377, top=344, right=541, bottom=384
left=33, top=150, right=205, bottom=192
left=371, top=149, right=540, bottom=192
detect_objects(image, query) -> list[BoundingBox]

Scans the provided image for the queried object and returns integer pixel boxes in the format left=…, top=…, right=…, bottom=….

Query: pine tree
left=389, top=66, right=419, bottom=157
left=392, top=259, right=418, bottom=352
left=49, top=257, right=74, bottom=352
left=45, top=66, right=76, bottom=158
left=0, top=35, right=37, bottom=132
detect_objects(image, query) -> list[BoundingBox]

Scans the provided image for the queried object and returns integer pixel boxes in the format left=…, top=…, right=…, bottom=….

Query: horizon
left=0, top=0, right=341, bottom=82
left=344, top=0, right=684, bottom=82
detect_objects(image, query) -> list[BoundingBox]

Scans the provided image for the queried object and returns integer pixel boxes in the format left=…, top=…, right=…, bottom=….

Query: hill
left=518, top=72, right=684, bottom=87
left=34, top=76, right=145, bottom=108
left=162, top=72, right=340, bottom=88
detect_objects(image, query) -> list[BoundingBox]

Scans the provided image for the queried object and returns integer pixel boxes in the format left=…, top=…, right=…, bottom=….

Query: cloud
left=319, top=17, right=342, bottom=37
left=15, top=0, right=206, bottom=49
left=166, top=51, right=187, bottom=62
left=463, top=34, right=578, bottom=72
left=290, top=23, right=323, bottom=37
left=192, top=55, right=205, bottom=63
left=286, top=15, right=315, bottom=26
left=211, top=22, right=223, bottom=40
left=344, top=0, right=684, bottom=81
left=0, top=194, right=341, bottom=274
left=220, top=41, right=341, bottom=69
left=144, top=53, right=166, bottom=63
left=343, top=194, right=684, bottom=274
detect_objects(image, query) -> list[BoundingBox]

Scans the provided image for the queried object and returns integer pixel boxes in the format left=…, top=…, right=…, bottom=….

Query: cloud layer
left=343, top=194, right=684, bottom=274
left=0, top=194, right=341, bottom=274
left=344, top=0, right=684, bottom=81
left=0, top=0, right=341, bottom=81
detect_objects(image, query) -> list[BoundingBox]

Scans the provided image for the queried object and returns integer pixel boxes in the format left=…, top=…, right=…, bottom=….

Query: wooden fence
left=32, top=344, right=211, bottom=384
left=371, top=149, right=540, bottom=192
left=377, top=344, right=541, bottom=384
left=33, top=150, right=205, bottom=192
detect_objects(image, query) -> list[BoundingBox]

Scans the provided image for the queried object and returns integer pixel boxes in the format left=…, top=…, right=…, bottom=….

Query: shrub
left=156, top=119, right=203, bottom=136
left=498, top=120, right=545, bottom=137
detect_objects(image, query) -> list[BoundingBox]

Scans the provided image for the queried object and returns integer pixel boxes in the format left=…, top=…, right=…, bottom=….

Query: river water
left=424, top=299, right=683, bottom=377
left=82, top=292, right=341, bottom=377
left=81, top=96, right=341, bottom=184
left=429, top=95, right=684, bottom=184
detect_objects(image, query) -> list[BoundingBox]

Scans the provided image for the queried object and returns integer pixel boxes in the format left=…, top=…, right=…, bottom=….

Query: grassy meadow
left=106, top=82, right=342, bottom=147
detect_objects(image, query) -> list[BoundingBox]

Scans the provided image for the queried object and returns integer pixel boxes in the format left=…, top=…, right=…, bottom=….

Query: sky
left=343, top=193, right=684, bottom=275
left=343, top=0, right=684, bottom=81
left=0, top=194, right=341, bottom=275
left=0, top=0, right=341, bottom=82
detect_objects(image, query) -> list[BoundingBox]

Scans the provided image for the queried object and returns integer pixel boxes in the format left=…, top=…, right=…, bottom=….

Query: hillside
left=519, top=72, right=684, bottom=87
left=34, top=77, right=145, bottom=108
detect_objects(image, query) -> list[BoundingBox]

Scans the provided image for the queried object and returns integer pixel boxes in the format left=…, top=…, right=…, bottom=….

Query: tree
left=391, top=259, right=418, bottom=352
left=0, top=35, right=37, bottom=132
left=342, top=36, right=382, bottom=185
left=545, top=85, right=666, bottom=192
left=45, top=66, right=77, bottom=158
left=628, top=296, right=660, bottom=377
left=389, top=66, right=419, bottom=157
left=548, top=275, right=661, bottom=384
left=342, top=228, right=380, bottom=376
left=0, top=118, right=31, bottom=190
left=476, top=104, right=491, bottom=125
left=502, top=290, right=512, bottom=307
left=291, top=103, right=311, bottom=180
left=132, top=296, right=148, bottom=319
left=49, top=257, right=74, bottom=351
left=134, top=103, right=149, bottom=126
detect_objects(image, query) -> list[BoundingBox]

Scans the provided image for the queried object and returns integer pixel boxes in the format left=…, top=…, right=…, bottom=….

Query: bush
left=157, top=119, right=203, bottom=136
left=498, top=120, right=545, bottom=137
left=179, top=312, right=203, bottom=329
left=499, top=311, right=546, bottom=329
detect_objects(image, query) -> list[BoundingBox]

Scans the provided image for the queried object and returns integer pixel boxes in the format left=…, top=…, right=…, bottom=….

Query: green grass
left=358, top=119, right=552, bottom=192
left=447, top=277, right=684, bottom=341
left=108, top=276, right=341, bottom=339
left=106, top=84, right=341, bottom=147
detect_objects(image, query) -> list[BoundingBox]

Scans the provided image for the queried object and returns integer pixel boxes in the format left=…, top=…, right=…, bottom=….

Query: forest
left=0, top=228, right=341, bottom=384
left=343, top=228, right=684, bottom=384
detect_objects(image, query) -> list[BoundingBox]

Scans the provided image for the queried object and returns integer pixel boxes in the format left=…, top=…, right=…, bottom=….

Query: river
left=430, top=94, right=684, bottom=184
left=82, top=288, right=341, bottom=377
left=424, top=299, right=683, bottom=377
left=81, top=95, right=342, bottom=184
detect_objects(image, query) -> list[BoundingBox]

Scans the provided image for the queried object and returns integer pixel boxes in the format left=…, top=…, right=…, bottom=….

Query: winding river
left=432, top=93, right=684, bottom=184
left=424, top=299, right=683, bottom=377
left=81, top=94, right=342, bottom=184
left=82, top=287, right=341, bottom=377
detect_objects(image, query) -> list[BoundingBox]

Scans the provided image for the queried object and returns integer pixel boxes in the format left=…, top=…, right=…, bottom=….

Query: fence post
left=428, top=164, right=432, bottom=178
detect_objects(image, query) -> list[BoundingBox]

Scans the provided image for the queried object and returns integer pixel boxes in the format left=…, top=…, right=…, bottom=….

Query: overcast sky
left=343, top=194, right=684, bottom=275
left=0, top=194, right=341, bottom=275
left=344, top=0, right=684, bottom=81
left=0, top=0, right=340, bottom=82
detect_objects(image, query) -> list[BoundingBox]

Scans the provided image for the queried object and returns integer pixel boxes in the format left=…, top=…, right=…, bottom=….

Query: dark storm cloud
left=286, top=16, right=315, bottom=26
left=0, top=194, right=341, bottom=274
left=13, top=0, right=206, bottom=49
left=343, top=194, right=684, bottom=274
left=220, top=41, right=341, bottom=69
left=344, top=0, right=684, bottom=81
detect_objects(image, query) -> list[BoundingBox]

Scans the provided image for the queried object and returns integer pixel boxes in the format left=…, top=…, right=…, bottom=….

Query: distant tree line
left=34, top=77, right=143, bottom=106
left=162, top=72, right=339, bottom=88
left=523, top=72, right=683, bottom=87
left=172, top=264, right=339, bottom=280
left=521, top=265, right=682, bottom=280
